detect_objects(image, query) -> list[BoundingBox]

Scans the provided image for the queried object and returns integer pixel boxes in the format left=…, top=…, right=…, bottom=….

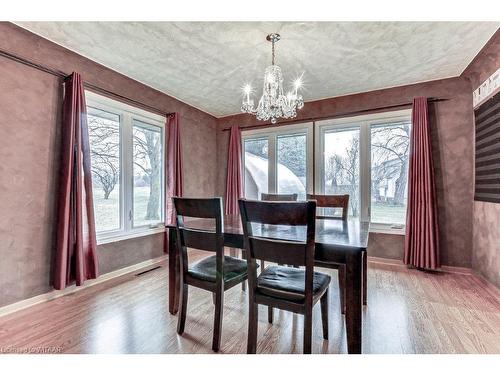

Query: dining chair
left=173, top=197, right=250, bottom=352
left=239, top=199, right=330, bottom=354
left=307, top=194, right=366, bottom=313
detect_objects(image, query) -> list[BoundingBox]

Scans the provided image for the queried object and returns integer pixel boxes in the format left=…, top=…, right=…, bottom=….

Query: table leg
left=345, top=250, right=362, bottom=354
left=168, top=228, right=179, bottom=315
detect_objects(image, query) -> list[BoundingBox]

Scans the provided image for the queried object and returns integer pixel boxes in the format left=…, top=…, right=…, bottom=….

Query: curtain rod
left=0, top=49, right=175, bottom=119
left=221, top=97, right=449, bottom=132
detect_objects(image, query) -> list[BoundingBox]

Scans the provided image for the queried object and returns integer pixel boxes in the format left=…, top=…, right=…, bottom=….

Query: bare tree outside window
left=244, top=137, right=268, bottom=159
left=323, top=128, right=360, bottom=217
left=88, top=109, right=120, bottom=232
left=88, top=115, right=120, bottom=199
left=370, top=122, right=411, bottom=224
left=133, top=122, right=163, bottom=226
left=277, top=133, right=307, bottom=199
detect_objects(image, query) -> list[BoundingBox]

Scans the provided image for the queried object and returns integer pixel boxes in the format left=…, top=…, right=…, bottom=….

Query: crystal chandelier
left=241, top=33, right=304, bottom=124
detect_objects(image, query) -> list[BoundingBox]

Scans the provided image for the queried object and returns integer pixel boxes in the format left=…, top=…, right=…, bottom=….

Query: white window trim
left=369, top=223, right=406, bottom=235
left=242, top=122, right=314, bottom=197
left=315, top=109, right=411, bottom=234
left=86, top=91, right=166, bottom=245
left=97, top=227, right=165, bottom=245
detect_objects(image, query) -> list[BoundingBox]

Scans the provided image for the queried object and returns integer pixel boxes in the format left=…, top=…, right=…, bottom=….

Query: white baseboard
left=0, top=255, right=168, bottom=318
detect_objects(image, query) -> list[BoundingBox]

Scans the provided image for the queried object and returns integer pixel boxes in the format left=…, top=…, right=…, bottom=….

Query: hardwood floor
left=0, top=251, right=499, bottom=354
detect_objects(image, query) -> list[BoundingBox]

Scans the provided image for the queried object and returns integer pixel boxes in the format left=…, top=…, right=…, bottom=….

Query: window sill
left=97, top=226, right=165, bottom=245
left=369, top=224, right=405, bottom=235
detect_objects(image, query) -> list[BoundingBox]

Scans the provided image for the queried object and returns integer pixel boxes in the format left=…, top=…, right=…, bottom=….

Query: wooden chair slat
left=249, top=237, right=306, bottom=266
left=240, top=200, right=310, bottom=226
left=179, top=228, right=218, bottom=252
left=261, top=193, right=298, bottom=201
left=173, top=197, right=222, bottom=219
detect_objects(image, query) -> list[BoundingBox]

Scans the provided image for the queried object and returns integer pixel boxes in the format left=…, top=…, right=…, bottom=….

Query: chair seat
left=188, top=255, right=249, bottom=283
left=257, top=265, right=331, bottom=302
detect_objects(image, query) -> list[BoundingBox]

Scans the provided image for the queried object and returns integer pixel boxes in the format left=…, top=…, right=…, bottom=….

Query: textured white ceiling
left=16, top=22, right=499, bottom=117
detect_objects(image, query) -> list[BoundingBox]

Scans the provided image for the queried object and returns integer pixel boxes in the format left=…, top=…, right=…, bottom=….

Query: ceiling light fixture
left=241, top=33, right=304, bottom=124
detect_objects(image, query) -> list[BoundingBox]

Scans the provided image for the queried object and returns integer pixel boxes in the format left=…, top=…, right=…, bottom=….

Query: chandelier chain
left=272, top=39, right=275, bottom=65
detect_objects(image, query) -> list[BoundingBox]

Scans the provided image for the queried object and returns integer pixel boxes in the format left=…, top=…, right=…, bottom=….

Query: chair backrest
left=307, top=194, right=349, bottom=221
left=239, top=199, right=316, bottom=268
left=239, top=199, right=317, bottom=303
left=261, top=193, right=298, bottom=201
left=173, top=197, right=224, bottom=253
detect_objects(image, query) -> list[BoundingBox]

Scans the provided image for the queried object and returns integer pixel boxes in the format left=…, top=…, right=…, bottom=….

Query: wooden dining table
left=166, top=215, right=369, bottom=354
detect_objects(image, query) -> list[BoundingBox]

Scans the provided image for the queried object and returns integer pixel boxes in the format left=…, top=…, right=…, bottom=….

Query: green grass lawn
left=371, top=202, right=406, bottom=225
left=93, top=186, right=160, bottom=232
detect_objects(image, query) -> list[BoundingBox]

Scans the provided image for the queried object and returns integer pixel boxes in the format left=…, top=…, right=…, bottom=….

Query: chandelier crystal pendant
left=241, top=33, right=304, bottom=124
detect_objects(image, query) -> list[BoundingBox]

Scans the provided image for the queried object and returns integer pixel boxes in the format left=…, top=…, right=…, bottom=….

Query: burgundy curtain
left=54, top=72, right=99, bottom=289
left=225, top=125, right=243, bottom=215
left=166, top=113, right=184, bottom=223
left=164, top=113, right=184, bottom=254
left=404, top=97, right=440, bottom=270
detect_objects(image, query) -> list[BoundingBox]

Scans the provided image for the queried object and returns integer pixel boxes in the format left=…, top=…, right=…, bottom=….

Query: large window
left=316, top=109, right=411, bottom=232
left=243, top=123, right=313, bottom=201
left=242, top=110, right=412, bottom=233
left=86, top=91, right=165, bottom=243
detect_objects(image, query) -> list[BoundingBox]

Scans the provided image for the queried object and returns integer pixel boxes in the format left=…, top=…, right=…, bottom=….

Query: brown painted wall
left=216, top=77, right=475, bottom=268
left=462, top=30, right=500, bottom=287
left=462, top=29, right=500, bottom=90
left=0, top=23, right=218, bottom=307
left=98, top=234, right=164, bottom=275
left=368, top=234, right=406, bottom=260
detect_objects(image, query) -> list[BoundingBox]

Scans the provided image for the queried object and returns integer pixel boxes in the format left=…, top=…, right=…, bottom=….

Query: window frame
left=315, top=109, right=412, bottom=234
left=242, top=122, right=314, bottom=199
left=317, top=123, right=364, bottom=219
left=86, top=91, right=166, bottom=245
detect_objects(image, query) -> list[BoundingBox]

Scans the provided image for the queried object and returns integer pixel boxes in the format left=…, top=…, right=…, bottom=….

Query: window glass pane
left=277, top=133, right=307, bottom=200
left=133, top=120, right=163, bottom=227
left=88, top=107, right=121, bottom=232
left=244, top=138, right=269, bottom=199
left=370, top=121, right=411, bottom=225
left=323, top=127, right=360, bottom=217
